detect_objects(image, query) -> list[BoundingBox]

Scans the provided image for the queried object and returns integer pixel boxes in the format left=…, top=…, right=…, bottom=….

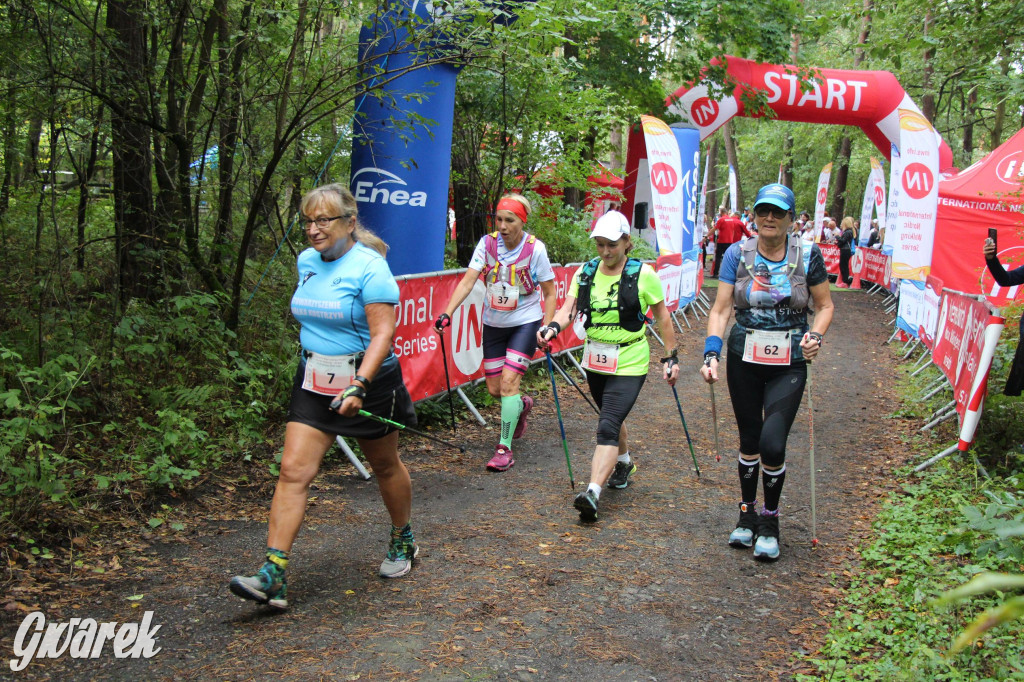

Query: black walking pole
left=329, top=397, right=466, bottom=452
left=549, top=354, right=599, bottom=415
left=436, top=328, right=458, bottom=434
left=807, top=359, right=818, bottom=548
left=671, top=385, right=701, bottom=478
left=545, top=351, right=575, bottom=490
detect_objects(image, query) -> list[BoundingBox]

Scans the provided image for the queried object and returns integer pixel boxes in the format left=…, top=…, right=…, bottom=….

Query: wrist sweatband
left=353, top=375, right=371, bottom=389
left=704, top=336, right=723, bottom=356
left=546, top=321, right=561, bottom=336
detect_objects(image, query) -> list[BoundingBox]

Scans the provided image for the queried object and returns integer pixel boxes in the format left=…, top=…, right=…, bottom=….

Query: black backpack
left=575, top=257, right=649, bottom=333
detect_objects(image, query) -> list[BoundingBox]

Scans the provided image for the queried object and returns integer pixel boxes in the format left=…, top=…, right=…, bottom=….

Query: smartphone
left=989, top=228, right=998, bottom=249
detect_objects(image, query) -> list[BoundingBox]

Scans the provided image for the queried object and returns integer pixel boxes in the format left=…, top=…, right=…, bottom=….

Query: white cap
left=591, top=210, right=630, bottom=241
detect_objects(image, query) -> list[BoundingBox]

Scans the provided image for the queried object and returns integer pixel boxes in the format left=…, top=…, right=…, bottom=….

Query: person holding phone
left=984, top=229, right=1024, bottom=395
left=700, top=183, right=834, bottom=562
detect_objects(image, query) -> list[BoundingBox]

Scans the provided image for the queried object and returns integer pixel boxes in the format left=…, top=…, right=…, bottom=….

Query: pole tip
left=459, top=447, right=466, bottom=453
left=812, top=538, right=819, bottom=548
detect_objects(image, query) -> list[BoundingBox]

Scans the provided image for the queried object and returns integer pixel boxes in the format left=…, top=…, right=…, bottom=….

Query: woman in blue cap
left=699, top=183, right=834, bottom=561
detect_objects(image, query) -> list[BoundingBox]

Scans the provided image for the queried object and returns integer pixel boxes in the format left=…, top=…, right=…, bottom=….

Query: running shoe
left=512, top=395, right=533, bottom=440
left=573, top=489, right=599, bottom=522
left=229, top=561, right=288, bottom=609
left=728, top=501, right=759, bottom=548
left=753, top=512, right=781, bottom=562
left=487, top=444, right=515, bottom=472
left=607, top=460, right=637, bottom=489
left=379, top=532, right=419, bottom=579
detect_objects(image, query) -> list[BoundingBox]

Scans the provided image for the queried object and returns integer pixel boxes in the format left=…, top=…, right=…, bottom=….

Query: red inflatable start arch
left=667, top=55, right=954, bottom=172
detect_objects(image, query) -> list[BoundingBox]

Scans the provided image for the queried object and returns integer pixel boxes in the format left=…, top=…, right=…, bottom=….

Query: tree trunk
left=921, top=9, right=935, bottom=123
left=107, top=0, right=159, bottom=302
left=963, top=86, right=977, bottom=165
left=991, top=57, right=1010, bottom=149
left=722, top=120, right=742, bottom=211
left=608, top=124, right=624, bottom=171
left=830, top=136, right=851, bottom=219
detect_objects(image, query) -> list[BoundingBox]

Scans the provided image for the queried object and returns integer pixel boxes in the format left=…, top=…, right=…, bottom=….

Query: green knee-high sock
left=499, top=394, right=523, bottom=447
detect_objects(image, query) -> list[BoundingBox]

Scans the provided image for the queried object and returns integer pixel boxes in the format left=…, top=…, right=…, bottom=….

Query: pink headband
left=496, top=198, right=528, bottom=223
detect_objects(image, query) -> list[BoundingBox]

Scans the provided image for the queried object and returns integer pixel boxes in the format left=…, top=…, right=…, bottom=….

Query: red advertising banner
left=395, top=266, right=587, bottom=402
left=855, top=248, right=891, bottom=288
left=818, top=243, right=840, bottom=275
left=930, top=291, right=998, bottom=419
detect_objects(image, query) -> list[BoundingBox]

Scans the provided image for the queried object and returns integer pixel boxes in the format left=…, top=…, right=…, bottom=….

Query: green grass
left=795, top=348, right=1024, bottom=681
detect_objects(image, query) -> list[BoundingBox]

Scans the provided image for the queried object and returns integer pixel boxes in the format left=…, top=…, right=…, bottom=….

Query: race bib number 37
left=742, top=330, right=792, bottom=365
left=488, top=283, right=519, bottom=311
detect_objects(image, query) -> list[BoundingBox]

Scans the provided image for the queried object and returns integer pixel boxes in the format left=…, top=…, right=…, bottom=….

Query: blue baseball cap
left=753, top=183, right=796, bottom=213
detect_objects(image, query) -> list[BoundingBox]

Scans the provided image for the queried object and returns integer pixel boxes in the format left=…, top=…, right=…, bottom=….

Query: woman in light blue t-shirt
left=229, top=184, right=418, bottom=610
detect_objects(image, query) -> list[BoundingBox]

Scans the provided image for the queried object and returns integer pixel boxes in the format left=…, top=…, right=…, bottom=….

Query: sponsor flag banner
left=674, top=126, right=701, bottom=307
left=859, top=157, right=887, bottom=246
left=920, top=275, right=944, bottom=349
left=727, top=164, right=738, bottom=214
left=813, top=163, right=832, bottom=241
left=886, top=108, right=940, bottom=281
left=896, top=279, right=926, bottom=339
left=640, top=115, right=685, bottom=311
left=697, top=152, right=710, bottom=243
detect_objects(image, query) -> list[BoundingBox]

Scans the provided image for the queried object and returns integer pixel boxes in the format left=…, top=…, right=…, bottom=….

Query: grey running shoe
left=728, top=501, right=759, bottom=548
left=753, top=512, right=781, bottom=562
left=230, top=562, right=288, bottom=609
left=607, top=460, right=637, bottom=489
left=573, top=489, right=599, bottom=522
left=380, top=533, right=419, bottom=578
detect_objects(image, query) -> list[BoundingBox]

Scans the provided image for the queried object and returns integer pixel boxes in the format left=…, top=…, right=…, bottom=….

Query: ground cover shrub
left=796, top=332, right=1024, bottom=681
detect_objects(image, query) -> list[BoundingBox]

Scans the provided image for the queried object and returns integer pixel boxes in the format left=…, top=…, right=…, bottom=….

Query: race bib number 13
left=583, top=341, right=619, bottom=373
left=742, top=330, right=792, bottom=365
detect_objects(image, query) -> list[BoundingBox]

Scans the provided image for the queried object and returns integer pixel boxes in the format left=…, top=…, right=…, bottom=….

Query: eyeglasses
left=754, top=206, right=789, bottom=219
left=302, top=215, right=348, bottom=229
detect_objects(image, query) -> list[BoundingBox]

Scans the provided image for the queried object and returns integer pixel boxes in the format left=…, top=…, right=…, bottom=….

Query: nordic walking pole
left=435, top=328, right=458, bottom=434
left=709, top=383, right=721, bottom=462
left=549, top=354, right=599, bottom=415
left=806, top=359, right=818, bottom=548
left=545, top=350, right=575, bottom=490
left=329, top=397, right=466, bottom=452
left=670, top=385, right=701, bottom=478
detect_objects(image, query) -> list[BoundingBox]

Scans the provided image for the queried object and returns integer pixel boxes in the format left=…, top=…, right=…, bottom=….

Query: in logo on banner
left=452, top=281, right=485, bottom=375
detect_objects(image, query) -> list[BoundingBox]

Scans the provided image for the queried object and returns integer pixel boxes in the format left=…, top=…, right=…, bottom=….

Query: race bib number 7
left=302, top=353, right=357, bottom=396
left=742, top=330, right=792, bottom=365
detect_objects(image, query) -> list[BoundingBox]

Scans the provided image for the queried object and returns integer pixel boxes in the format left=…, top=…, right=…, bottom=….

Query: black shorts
left=288, top=358, right=417, bottom=440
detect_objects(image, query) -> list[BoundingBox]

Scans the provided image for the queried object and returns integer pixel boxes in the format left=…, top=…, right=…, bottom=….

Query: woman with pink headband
left=435, top=193, right=557, bottom=471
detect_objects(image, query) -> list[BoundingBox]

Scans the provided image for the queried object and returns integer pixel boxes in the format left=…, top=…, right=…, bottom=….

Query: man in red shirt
left=711, top=208, right=752, bottom=277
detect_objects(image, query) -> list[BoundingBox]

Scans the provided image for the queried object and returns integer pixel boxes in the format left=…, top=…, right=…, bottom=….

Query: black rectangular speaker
left=633, top=202, right=648, bottom=230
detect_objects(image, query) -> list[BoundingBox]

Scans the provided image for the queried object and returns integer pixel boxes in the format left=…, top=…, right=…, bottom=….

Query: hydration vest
left=576, top=258, right=649, bottom=332
left=733, top=236, right=811, bottom=312
left=484, top=232, right=538, bottom=295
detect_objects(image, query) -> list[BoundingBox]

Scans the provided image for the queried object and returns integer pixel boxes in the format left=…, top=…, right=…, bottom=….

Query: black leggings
left=839, top=247, right=852, bottom=284
left=585, top=372, right=646, bottom=446
left=725, top=352, right=807, bottom=467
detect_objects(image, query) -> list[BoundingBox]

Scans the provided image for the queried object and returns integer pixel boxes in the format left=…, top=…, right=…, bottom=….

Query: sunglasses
left=754, top=205, right=790, bottom=219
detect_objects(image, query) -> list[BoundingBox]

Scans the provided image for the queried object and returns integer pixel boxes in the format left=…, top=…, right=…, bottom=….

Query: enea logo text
left=352, top=168, right=427, bottom=207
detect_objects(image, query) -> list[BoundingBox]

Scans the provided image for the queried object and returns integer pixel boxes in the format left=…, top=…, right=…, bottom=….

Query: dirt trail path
left=2, top=288, right=914, bottom=681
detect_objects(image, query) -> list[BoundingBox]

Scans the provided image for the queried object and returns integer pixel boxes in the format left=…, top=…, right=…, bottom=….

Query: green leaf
left=126, top=594, right=144, bottom=601
left=147, top=517, right=164, bottom=528
left=949, top=595, right=1024, bottom=653
left=932, top=572, right=1024, bottom=606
